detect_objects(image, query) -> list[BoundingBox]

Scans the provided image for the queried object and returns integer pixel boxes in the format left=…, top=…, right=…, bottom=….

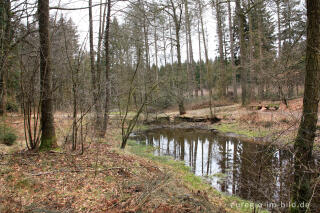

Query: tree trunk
left=185, top=16, right=190, bottom=96
left=185, top=0, right=195, bottom=97
left=199, top=0, right=214, bottom=119
left=0, top=0, right=11, bottom=116
left=142, top=0, right=150, bottom=119
left=72, top=73, right=77, bottom=151
left=170, top=0, right=185, bottom=115
left=185, top=0, right=198, bottom=96
left=236, top=0, right=248, bottom=106
left=89, top=0, right=103, bottom=134
left=0, top=68, right=7, bottom=116
left=101, top=0, right=111, bottom=137
left=215, top=0, right=226, bottom=98
left=247, top=0, right=254, bottom=101
left=257, top=2, right=265, bottom=99
left=154, top=17, right=159, bottom=83
left=96, top=0, right=107, bottom=91
left=198, top=20, right=204, bottom=97
left=291, top=1, right=320, bottom=212
left=169, top=18, right=175, bottom=89
left=227, top=0, right=237, bottom=101
left=276, top=0, right=281, bottom=56
left=162, top=24, right=167, bottom=67
left=38, top=0, right=57, bottom=150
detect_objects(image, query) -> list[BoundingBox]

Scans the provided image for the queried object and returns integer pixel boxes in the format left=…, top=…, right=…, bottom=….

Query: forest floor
left=1, top=97, right=318, bottom=212
left=162, top=97, right=320, bottom=155
left=0, top=114, right=262, bottom=213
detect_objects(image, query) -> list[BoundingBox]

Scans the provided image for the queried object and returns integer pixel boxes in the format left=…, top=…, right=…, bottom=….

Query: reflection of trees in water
left=237, top=142, right=276, bottom=203
left=141, top=129, right=319, bottom=211
left=232, top=139, right=240, bottom=195
left=178, top=135, right=184, bottom=161
left=147, top=135, right=153, bottom=146
left=192, top=139, right=198, bottom=174
left=217, top=137, right=227, bottom=192
left=207, top=139, right=213, bottom=176
left=201, top=139, right=204, bottom=174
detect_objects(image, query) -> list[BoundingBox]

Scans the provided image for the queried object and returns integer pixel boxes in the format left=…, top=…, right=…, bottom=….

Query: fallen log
left=174, top=116, right=221, bottom=124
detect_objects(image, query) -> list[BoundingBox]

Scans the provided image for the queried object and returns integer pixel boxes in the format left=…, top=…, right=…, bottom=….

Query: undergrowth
left=0, top=124, right=17, bottom=146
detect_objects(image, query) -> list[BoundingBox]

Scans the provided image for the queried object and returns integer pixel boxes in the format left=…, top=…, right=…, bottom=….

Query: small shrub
left=6, top=99, right=19, bottom=113
left=0, top=125, right=17, bottom=146
left=7, top=102, right=19, bottom=112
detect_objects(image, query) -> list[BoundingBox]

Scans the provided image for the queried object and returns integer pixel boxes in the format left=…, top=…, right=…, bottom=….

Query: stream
left=132, top=128, right=320, bottom=212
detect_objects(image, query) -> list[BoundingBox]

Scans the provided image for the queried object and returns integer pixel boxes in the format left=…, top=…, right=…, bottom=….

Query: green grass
left=133, top=124, right=149, bottom=131
left=213, top=123, right=270, bottom=138
left=127, top=140, right=269, bottom=213
left=267, top=103, right=280, bottom=108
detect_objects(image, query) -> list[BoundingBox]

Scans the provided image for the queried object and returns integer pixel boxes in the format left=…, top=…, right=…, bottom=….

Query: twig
left=30, top=167, right=124, bottom=176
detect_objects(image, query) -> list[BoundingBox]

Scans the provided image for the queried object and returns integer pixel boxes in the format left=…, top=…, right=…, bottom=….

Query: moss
left=39, top=136, right=57, bottom=151
left=267, top=103, right=280, bottom=108
left=213, top=123, right=270, bottom=138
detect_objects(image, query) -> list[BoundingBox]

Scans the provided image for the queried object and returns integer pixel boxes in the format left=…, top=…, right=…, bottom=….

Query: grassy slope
left=127, top=140, right=268, bottom=213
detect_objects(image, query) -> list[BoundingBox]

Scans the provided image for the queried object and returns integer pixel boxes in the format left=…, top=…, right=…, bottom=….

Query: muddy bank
left=139, top=120, right=276, bottom=147
left=142, top=101, right=320, bottom=158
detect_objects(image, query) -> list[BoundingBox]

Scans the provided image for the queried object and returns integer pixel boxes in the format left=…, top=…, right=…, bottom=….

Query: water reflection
left=136, top=128, right=319, bottom=211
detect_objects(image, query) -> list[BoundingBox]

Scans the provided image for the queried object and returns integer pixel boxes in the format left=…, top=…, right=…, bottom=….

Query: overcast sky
left=50, top=0, right=219, bottom=66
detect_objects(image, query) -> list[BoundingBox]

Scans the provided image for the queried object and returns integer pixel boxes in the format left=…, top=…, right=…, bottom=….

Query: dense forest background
left=0, top=0, right=307, bottom=119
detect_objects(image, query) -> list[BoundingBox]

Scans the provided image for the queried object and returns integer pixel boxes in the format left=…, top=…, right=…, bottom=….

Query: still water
left=133, top=128, right=319, bottom=212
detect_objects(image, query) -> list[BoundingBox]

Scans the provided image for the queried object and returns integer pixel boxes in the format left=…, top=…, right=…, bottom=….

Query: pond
left=132, top=128, right=320, bottom=212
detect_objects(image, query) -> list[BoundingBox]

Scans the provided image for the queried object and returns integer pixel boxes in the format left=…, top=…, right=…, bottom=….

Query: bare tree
left=167, top=0, right=186, bottom=115
left=198, top=0, right=214, bottom=119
